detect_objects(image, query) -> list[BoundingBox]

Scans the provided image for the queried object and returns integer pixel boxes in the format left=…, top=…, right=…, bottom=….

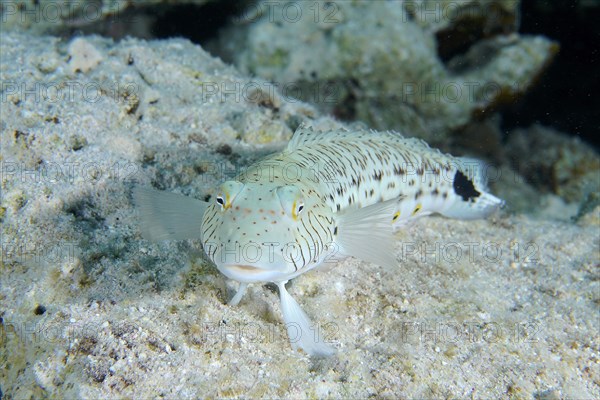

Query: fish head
left=201, top=180, right=333, bottom=283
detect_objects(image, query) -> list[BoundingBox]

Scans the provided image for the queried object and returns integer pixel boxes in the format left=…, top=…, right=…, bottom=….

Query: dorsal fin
left=286, top=124, right=349, bottom=152
left=285, top=124, right=431, bottom=154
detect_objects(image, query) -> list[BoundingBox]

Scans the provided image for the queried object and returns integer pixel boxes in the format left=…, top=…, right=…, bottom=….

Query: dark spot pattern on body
left=453, top=170, right=480, bottom=202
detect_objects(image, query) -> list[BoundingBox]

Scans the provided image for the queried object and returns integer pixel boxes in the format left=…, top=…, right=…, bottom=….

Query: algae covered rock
left=0, top=0, right=213, bottom=35
left=506, top=125, right=600, bottom=203
left=210, top=1, right=557, bottom=142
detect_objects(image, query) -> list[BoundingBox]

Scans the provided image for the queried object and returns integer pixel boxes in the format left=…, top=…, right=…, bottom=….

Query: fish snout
left=218, top=262, right=291, bottom=282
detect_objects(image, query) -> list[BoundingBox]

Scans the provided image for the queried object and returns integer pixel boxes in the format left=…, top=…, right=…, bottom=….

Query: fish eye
left=276, top=185, right=304, bottom=221
left=216, top=181, right=244, bottom=211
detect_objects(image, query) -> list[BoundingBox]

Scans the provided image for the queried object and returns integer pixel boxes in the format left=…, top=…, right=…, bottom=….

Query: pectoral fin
left=133, top=187, right=207, bottom=241
left=228, top=282, right=248, bottom=306
left=277, top=282, right=335, bottom=357
left=335, top=198, right=398, bottom=270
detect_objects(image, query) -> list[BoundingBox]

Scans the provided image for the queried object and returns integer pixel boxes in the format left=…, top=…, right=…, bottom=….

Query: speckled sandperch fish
left=134, top=125, right=503, bottom=356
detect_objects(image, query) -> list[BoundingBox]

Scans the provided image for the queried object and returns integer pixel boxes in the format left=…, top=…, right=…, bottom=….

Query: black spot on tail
left=453, top=170, right=480, bottom=201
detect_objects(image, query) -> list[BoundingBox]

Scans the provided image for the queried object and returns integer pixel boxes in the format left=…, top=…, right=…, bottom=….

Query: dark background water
left=502, top=0, right=600, bottom=148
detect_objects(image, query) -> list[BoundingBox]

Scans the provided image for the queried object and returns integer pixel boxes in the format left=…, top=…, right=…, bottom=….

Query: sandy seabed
left=1, top=32, right=598, bottom=398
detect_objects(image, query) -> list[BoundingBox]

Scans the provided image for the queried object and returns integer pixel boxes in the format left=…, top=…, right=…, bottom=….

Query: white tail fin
left=132, top=187, right=208, bottom=241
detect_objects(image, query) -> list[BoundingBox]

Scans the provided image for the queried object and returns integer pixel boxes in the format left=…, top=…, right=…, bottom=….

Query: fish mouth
left=227, top=264, right=264, bottom=274
left=219, top=263, right=288, bottom=283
